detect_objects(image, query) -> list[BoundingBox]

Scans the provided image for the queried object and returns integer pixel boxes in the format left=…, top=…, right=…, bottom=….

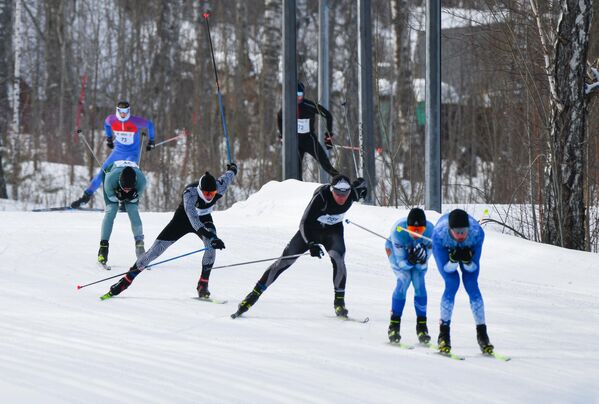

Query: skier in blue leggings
left=71, top=100, right=155, bottom=208
left=385, top=208, right=434, bottom=344
left=431, top=208, right=494, bottom=354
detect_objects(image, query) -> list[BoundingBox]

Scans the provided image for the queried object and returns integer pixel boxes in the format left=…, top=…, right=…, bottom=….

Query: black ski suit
left=109, top=169, right=235, bottom=294
left=256, top=183, right=361, bottom=294
left=277, top=99, right=339, bottom=179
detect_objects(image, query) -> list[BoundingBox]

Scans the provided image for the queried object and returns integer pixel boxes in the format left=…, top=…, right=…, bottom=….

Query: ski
left=425, top=343, right=465, bottom=361
left=98, top=262, right=111, bottom=271
left=193, top=297, right=228, bottom=304
left=389, top=341, right=415, bottom=350
left=99, top=292, right=113, bottom=301
left=335, top=315, right=370, bottom=324
left=32, top=206, right=103, bottom=212
left=230, top=311, right=243, bottom=319
left=483, top=351, right=511, bottom=361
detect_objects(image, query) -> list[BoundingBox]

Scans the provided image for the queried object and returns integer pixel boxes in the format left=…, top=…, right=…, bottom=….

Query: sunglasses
left=202, top=190, right=217, bottom=198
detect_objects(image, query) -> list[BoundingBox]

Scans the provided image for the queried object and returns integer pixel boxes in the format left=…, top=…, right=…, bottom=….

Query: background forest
left=1, top=0, right=599, bottom=250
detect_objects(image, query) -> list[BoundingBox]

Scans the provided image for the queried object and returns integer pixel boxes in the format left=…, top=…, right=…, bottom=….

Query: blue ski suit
left=432, top=213, right=486, bottom=325
left=385, top=218, right=434, bottom=318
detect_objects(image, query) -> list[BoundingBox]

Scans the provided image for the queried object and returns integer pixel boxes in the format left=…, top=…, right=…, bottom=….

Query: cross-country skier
left=385, top=208, right=434, bottom=345
left=231, top=174, right=367, bottom=319
left=431, top=208, right=494, bottom=354
left=277, top=82, right=339, bottom=180
left=71, top=100, right=155, bottom=208
left=97, top=161, right=147, bottom=267
left=102, top=164, right=237, bottom=300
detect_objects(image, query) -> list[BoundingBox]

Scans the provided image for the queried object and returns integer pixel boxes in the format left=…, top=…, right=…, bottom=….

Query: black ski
left=33, top=206, right=103, bottom=212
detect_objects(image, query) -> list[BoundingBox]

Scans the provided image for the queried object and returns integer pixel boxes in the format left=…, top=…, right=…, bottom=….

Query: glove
left=448, top=248, right=459, bottom=263
left=324, top=133, right=334, bottom=150
left=210, top=237, right=225, bottom=250
left=308, top=242, right=324, bottom=258
left=407, top=244, right=427, bottom=265
left=352, top=177, right=367, bottom=199
left=106, top=137, right=114, bottom=149
left=115, top=188, right=138, bottom=201
left=198, top=227, right=216, bottom=240
left=226, top=162, right=238, bottom=175
left=146, top=140, right=155, bottom=151
left=456, top=247, right=473, bottom=264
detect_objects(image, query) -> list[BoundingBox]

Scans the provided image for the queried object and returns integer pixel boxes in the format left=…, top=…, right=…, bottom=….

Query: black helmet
left=448, top=209, right=469, bottom=228
left=407, top=208, right=426, bottom=227
left=199, top=172, right=217, bottom=192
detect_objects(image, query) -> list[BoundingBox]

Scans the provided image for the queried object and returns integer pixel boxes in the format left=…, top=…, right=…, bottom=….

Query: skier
left=277, top=82, right=339, bottom=180
left=71, top=100, right=155, bottom=208
left=231, top=174, right=367, bottom=319
left=102, top=164, right=237, bottom=300
left=97, top=161, right=147, bottom=267
left=431, top=208, right=494, bottom=354
left=385, top=208, right=434, bottom=345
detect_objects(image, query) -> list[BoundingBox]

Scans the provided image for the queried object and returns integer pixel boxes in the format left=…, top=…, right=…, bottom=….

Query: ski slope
left=1, top=180, right=598, bottom=403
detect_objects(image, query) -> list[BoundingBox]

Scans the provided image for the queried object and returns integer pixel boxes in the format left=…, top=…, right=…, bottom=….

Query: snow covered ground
left=1, top=180, right=598, bottom=403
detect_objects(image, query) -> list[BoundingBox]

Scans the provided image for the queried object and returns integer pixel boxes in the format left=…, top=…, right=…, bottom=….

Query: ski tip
left=230, top=312, right=241, bottom=319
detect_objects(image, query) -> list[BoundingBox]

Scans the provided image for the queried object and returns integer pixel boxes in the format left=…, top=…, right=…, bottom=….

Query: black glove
left=308, top=242, right=324, bottom=258
left=448, top=248, right=459, bottom=263
left=106, top=137, right=114, bottom=149
left=210, top=237, right=225, bottom=250
left=407, top=244, right=427, bottom=265
left=324, top=133, right=334, bottom=150
left=198, top=227, right=216, bottom=240
left=456, top=247, right=473, bottom=264
left=227, top=162, right=238, bottom=175
left=352, top=177, right=367, bottom=199
left=146, top=140, right=155, bottom=151
left=115, top=188, right=138, bottom=201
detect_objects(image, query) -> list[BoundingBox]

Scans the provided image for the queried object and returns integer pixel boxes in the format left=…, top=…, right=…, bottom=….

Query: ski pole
left=76, top=247, right=209, bottom=290
left=203, top=12, right=233, bottom=163
left=154, top=131, right=189, bottom=148
left=345, top=218, right=433, bottom=242
left=73, top=73, right=88, bottom=143
left=341, top=100, right=360, bottom=177
left=210, top=252, right=310, bottom=270
left=78, top=129, right=108, bottom=174
left=334, top=144, right=383, bottom=154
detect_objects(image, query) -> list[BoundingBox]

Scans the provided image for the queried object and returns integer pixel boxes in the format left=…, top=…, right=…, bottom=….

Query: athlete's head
left=197, top=172, right=217, bottom=202
left=119, top=167, right=136, bottom=192
left=297, top=82, right=305, bottom=103
left=406, top=208, right=426, bottom=239
left=330, top=175, right=351, bottom=205
left=116, top=100, right=131, bottom=122
left=448, top=209, right=470, bottom=242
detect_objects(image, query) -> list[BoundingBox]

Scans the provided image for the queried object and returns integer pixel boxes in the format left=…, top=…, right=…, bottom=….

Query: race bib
left=196, top=206, right=214, bottom=216
left=113, top=130, right=135, bottom=145
left=113, top=160, right=139, bottom=168
left=317, top=213, right=345, bottom=225
left=297, top=119, right=310, bottom=134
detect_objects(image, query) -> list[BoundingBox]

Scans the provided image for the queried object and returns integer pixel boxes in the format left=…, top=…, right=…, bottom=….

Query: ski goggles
left=331, top=182, right=351, bottom=197
left=450, top=227, right=469, bottom=241
left=297, top=92, right=304, bottom=97
left=407, top=225, right=426, bottom=235
left=202, top=190, right=217, bottom=199
left=117, top=106, right=130, bottom=115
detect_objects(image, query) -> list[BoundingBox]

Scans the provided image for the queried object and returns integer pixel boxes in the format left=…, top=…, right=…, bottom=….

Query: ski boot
left=388, top=315, right=401, bottom=343
left=196, top=278, right=211, bottom=299
left=71, top=191, right=92, bottom=209
left=98, top=240, right=109, bottom=265
left=476, top=324, right=494, bottom=354
left=334, top=292, right=348, bottom=317
left=416, top=316, right=431, bottom=344
left=135, top=240, right=145, bottom=258
left=438, top=321, right=451, bottom=353
left=232, top=285, right=263, bottom=318
left=105, top=265, right=141, bottom=298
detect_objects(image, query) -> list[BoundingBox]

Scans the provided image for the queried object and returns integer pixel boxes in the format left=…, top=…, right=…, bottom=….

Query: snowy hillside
left=1, top=180, right=598, bottom=403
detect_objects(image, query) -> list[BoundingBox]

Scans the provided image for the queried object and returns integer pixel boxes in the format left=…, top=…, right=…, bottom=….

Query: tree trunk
left=543, top=0, right=592, bottom=250
left=0, top=0, right=11, bottom=198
